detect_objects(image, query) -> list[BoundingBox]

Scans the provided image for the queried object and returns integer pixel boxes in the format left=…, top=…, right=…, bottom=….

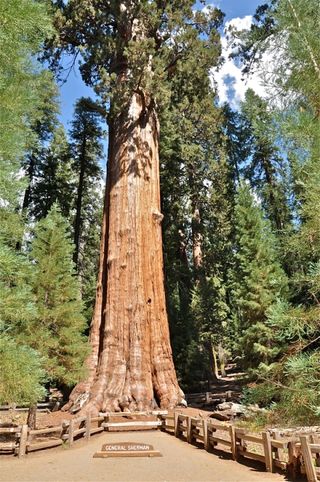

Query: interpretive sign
left=93, top=441, right=162, bottom=458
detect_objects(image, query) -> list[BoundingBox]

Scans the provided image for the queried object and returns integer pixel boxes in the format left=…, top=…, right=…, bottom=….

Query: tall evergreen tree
left=31, top=124, right=74, bottom=220
left=69, top=97, right=104, bottom=269
left=240, top=89, right=291, bottom=232
left=17, top=205, right=89, bottom=387
left=21, top=73, right=61, bottom=216
left=0, top=0, right=54, bottom=407
left=231, top=184, right=287, bottom=368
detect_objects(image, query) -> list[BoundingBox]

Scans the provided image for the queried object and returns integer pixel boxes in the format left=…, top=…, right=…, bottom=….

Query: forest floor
left=0, top=429, right=287, bottom=482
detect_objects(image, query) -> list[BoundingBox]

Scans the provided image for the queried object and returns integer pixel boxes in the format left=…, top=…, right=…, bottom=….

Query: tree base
left=62, top=382, right=186, bottom=416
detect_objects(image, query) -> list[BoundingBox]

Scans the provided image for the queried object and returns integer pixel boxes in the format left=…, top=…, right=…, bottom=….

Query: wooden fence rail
left=0, top=401, right=57, bottom=412
left=185, top=390, right=235, bottom=405
left=164, top=413, right=320, bottom=482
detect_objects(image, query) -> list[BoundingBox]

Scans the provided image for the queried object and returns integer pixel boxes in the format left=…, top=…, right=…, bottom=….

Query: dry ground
left=0, top=430, right=287, bottom=482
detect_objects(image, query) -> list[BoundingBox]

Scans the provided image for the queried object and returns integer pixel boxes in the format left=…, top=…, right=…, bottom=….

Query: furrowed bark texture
left=64, top=93, right=184, bottom=415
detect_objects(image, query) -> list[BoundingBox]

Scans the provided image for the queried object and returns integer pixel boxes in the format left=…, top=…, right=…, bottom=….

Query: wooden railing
left=0, top=401, right=58, bottom=412
left=163, top=413, right=320, bottom=482
left=185, top=390, right=235, bottom=405
left=0, top=411, right=166, bottom=457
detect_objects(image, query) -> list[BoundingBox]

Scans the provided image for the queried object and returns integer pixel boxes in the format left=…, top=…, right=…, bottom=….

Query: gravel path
left=0, top=430, right=286, bottom=482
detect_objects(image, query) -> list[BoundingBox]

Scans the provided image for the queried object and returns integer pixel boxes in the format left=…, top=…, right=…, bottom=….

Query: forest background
left=0, top=0, right=319, bottom=427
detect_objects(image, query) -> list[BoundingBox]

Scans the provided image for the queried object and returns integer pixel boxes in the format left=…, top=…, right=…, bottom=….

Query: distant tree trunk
left=27, top=404, right=37, bottom=429
left=22, top=154, right=35, bottom=214
left=218, top=344, right=227, bottom=377
left=73, top=135, right=87, bottom=267
left=207, top=341, right=220, bottom=380
left=192, top=205, right=203, bottom=272
left=63, top=93, right=184, bottom=415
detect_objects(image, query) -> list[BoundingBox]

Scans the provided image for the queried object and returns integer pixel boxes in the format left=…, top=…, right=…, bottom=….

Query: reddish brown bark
left=64, top=93, right=184, bottom=415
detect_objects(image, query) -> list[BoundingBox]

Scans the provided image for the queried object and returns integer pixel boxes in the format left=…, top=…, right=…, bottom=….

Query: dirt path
left=0, top=431, right=287, bottom=482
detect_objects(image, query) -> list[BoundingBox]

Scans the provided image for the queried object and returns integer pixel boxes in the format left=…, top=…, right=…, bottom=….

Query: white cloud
left=226, top=15, right=253, bottom=32
left=202, top=1, right=220, bottom=15
left=211, top=15, right=271, bottom=109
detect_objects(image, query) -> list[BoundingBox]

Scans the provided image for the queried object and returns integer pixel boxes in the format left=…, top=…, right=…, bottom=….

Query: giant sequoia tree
left=49, top=1, right=223, bottom=413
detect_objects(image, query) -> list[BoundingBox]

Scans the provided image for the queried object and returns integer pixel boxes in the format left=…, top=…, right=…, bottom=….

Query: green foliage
left=25, top=205, right=89, bottom=385
left=0, top=0, right=53, bottom=161
left=240, top=89, right=291, bottom=232
left=0, top=337, right=46, bottom=405
left=231, top=184, right=287, bottom=368
left=47, top=1, right=224, bottom=114
left=31, top=124, right=74, bottom=220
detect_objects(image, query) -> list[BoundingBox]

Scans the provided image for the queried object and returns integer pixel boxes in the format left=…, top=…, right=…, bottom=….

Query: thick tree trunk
left=64, top=93, right=184, bottom=415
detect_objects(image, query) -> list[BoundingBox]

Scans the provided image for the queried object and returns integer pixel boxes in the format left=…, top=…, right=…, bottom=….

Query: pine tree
left=69, top=97, right=104, bottom=270
left=32, top=124, right=74, bottom=220
left=22, top=205, right=89, bottom=386
left=0, top=0, right=53, bottom=407
left=231, top=184, right=287, bottom=369
left=22, top=72, right=61, bottom=215
left=240, top=89, right=291, bottom=232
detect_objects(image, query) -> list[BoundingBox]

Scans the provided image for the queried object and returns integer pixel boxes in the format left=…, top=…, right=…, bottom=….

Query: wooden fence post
left=174, top=412, right=180, bottom=438
left=262, top=431, right=274, bottom=472
left=85, top=414, right=91, bottom=441
left=300, top=436, right=317, bottom=482
left=288, top=440, right=301, bottom=480
left=187, top=417, right=192, bottom=444
left=205, top=392, right=210, bottom=404
left=68, top=419, right=75, bottom=447
left=203, top=419, right=210, bottom=451
left=18, top=424, right=28, bottom=458
left=229, top=425, right=237, bottom=460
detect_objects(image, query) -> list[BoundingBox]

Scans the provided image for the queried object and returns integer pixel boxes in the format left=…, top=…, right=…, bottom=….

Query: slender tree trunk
left=207, top=342, right=220, bottom=380
left=73, top=135, right=87, bottom=267
left=22, top=154, right=35, bottom=213
left=64, top=93, right=184, bottom=415
left=192, top=206, right=203, bottom=272
left=218, top=343, right=227, bottom=377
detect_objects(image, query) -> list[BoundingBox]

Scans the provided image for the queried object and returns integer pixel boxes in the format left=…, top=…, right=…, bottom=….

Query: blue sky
left=59, top=0, right=263, bottom=129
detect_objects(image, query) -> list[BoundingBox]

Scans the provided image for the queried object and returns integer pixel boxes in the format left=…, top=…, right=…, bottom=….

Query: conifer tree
left=21, top=205, right=89, bottom=386
left=22, top=73, right=61, bottom=215
left=69, top=97, right=104, bottom=269
left=0, top=0, right=53, bottom=407
left=31, top=124, right=74, bottom=220
left=240, top=89, right=291, bottom=232
left=231, top=184, right=287, bottom=368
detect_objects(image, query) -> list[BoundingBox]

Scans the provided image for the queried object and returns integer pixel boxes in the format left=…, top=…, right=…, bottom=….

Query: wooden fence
left=162, top=413, right=320, bottom=482
left=0, top=401, right=57, bottom=413
left=185, top=390, right=236, bottom=405
left=0, top=411, right=166, bottom=458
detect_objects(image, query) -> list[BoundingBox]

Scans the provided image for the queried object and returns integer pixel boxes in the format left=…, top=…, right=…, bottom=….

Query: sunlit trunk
left=64, top=93, right=184, bottom=414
